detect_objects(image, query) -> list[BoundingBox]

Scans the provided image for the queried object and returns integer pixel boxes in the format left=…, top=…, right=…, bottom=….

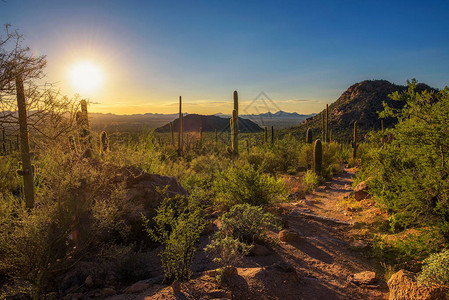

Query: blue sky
left=1, top=0, right=448, bottom=114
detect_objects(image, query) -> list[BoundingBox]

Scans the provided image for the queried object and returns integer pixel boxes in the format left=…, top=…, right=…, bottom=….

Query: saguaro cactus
left=325, top=104, right=329, bottom=143
left=321, top=110, right=325, bottom=140
left=76, top=99, right=91, bottom=157
left=271, top=126, right=274, bottom=145
left=100, top=131, right=109, bottom=154
left=2, top=128, right=6, bottom=154
left=15, top=76, right=34, bottom=209
left=228, top=91, right=239, bottom=156
left=170, top=122, right=175, bottom=146
left=352, top=121, right=358, bottom=159
left=178, top=96, right=183, bottom=152
left=306, top=128, right=313, bottom=144
left=313, top=139, right=322, bottom=175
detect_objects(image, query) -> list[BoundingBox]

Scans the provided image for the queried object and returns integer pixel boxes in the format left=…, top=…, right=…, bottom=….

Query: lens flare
left=69, top=62, right=104, bottom=94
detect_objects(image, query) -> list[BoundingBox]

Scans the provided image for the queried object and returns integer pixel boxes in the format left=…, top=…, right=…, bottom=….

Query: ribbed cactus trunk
left=246, top=139, right=250, bottom=154
left=325, top=104, right=329, bottom=143
left=16, top=76, right=34, bottom=209
left=313, top=139, right=322, bottom=175
left=100, top=131, right=109, bottom=154
left=170, top=122, right=175, bottom=146
left=76, top=99, right=91, bottom=157
left=321, top=110, right=325, bottom=141
left=178, top=96, right=183, bottom=152
left=229, top=91, right=239, bottom=157
left=352, top=121, right=358, bottom=159
left=1, top=129, right=5, bottom=154
left=306, top=128, right=313, bottom=144
left=271, top=126, right=274, bottom=145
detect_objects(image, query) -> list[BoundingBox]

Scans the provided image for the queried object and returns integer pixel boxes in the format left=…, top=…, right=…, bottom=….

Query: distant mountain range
left=286, top=80, right=437, bottom=142
left=90, top=111, right=312, bottom=132
left=155, top=114, right=263, bottom=133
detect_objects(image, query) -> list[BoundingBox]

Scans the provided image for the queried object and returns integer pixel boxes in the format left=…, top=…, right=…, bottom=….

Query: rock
left=207, top=289, right=232, bottom=299
left=100, top=287, right=116, bottom=297
left=85, top=275, right=94, bottom=288
left=354, top=181, right=369, bottom=201
left=388, top=269, right=448, bottom=300
left=349, top=240, right=368, bottom=251
left=279, top=229, right=301, bottom=243
left=249, top=244, right=272, bottom=256
left=125, top=281, right=151, bottom=294
left=347, top=271, right=376, bottom=285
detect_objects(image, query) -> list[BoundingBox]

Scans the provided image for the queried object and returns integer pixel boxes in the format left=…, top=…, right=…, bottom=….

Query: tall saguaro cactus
left=15, top=76, right=34, bottom=209
left=325, top=104, right=329, bottom=143
left=228, top=91, right=239, bottom=156
left=170, top=122, right=175, bottom=146
left=100, top=131, right=109, bottom=154
left=306, top=128, right=313, bottom=144
left=313, top=139, right=322, bottom=175
left=352, top=121, right=358, bottom=159
left=264, top=127, right=268, bottom=144
left=271, top=126, right=274, bottom=145
left=178, top=96, right=183, bottom=152
left=76, top=99, right=91, bottom=157
left=321, top=110, right=325, bottom=141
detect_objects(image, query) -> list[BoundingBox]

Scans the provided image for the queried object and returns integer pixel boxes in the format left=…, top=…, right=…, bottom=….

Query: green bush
left=144, top=195, right=206, bottom=282
left=218, top=203, right=281, bottom=245
left=418, top=249, right=449, bottom=288
left=302, top=170, right=319, bottom=193
left=213, top=163, right=288, bottom=207
left=204, top=235, right=251, bottom=267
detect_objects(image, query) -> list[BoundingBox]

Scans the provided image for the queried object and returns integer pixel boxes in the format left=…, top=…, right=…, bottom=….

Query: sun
left=69, top=62, right=104, bottom=94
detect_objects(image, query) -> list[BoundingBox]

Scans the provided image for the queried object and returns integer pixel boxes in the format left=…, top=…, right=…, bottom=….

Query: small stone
left=347, top=271, right=376, bottom=285
left=279, top=229, right=301, bottom=243
left=249, top=244, right=272, bottom=256
left=125, top=281, right=150, bottom=294
left=354, top=181, right=369, bottom=201
left=85, top=275, right=94, bottom=288
left=349, top=240, right=368, bottom=251
left=100, top=287, right=116, bottom=297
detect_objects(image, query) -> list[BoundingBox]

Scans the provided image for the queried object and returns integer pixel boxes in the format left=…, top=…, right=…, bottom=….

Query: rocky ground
left=101, top=167, right=389, bottom=300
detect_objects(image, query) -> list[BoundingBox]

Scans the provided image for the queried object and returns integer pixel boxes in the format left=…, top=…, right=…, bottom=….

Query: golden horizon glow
left=69, top=61, right=104, bottom=94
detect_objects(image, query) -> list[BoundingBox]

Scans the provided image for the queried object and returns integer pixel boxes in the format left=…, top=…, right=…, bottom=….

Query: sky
left=1, top=0, right=448, bottom=115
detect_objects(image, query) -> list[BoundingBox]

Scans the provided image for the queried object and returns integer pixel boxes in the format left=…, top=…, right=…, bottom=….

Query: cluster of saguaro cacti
left=100, top=131, right=109, bottom=154
left=15, top=76, right=35, bottom=209
left=351, top=121, right=358, bottom=159
left=178, top=96, right=183, bottom=152
left=313, top=139, right=322, bottom=175
left=306, top=128, right=313, bottom=144
left=227, top=91, right=239, bottom=157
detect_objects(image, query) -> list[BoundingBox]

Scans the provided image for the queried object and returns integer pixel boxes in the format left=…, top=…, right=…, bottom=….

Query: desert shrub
left=204, top=235, right=251, bottom=267
left=218, top=203, right=281, bottom=245
left=418, top=249, right=449, bottom=288
left=205, top=204, right=279, bottom=268
left=213, top=162, right=288, bottom=207
left=144, top=194, right=206, bottom=282
left=0, top=156, right=20, bottom=195
left=302, top=170, right=319, bottom=193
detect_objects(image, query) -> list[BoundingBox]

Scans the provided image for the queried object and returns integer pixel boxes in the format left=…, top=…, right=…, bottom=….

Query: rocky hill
left=155, top=114, right=263, bottom=133
left=287, top=80, right=436, bottom=142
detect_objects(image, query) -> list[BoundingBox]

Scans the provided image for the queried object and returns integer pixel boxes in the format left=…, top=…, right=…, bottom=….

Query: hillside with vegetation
left=288, top=80, right=436, bottom=143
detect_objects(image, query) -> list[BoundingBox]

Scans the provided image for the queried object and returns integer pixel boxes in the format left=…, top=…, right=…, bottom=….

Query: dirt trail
left=110, top=167, right=388, bottom=300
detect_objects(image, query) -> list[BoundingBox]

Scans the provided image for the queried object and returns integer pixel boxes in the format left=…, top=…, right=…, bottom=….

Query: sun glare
left=69, top=62, right=104, bottom=94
